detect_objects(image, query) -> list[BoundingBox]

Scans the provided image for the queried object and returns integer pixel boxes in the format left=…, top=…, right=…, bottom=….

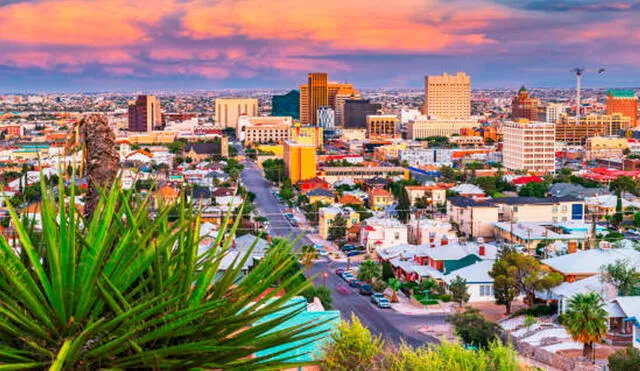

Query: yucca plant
left=0, top=174, right=327, bottom=370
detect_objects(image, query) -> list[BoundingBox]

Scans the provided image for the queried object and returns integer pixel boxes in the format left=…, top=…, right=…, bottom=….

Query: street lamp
left=322, top=271, right=328, bottom=286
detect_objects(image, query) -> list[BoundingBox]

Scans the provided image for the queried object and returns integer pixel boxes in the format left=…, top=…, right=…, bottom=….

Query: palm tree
left=300, top=245, right=319, bottom=277
left=357, top=260, right=381, bottom=283
left=563, top=292, right=609, bottom=359
left=0, top=177, right=325, bottom=369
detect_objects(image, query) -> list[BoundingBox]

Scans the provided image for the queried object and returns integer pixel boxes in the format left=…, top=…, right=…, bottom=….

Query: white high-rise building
left=503, top=120, right=556, bottom=173
left=423, top=72, right=471, bottom=119
left=546, top=103, right=567, bottom=123
left=317, top=106, right=335, bottom=129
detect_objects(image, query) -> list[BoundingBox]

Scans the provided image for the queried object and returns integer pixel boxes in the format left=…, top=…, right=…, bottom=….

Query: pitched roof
left=444, top=260, right=494, bottom=284
left=157, top=186, right=179, bottom=197
left=542, top=247, right=640, bottom=275
left=306, top=188, right=335, bottom=197
left=369, top=188, right=392, bottom=197
left=339, top=194, right=363, bottom=205
left=184, top=143, right=217, bottom=154
left=448, top=196, right=496, bottom=208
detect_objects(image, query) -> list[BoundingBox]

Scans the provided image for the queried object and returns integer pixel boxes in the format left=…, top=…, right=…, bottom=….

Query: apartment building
left=503, top=120, right=555, bottom=173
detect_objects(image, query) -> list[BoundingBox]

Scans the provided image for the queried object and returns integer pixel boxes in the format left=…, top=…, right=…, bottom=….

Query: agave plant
left=0, top=175, right=327, bottom=370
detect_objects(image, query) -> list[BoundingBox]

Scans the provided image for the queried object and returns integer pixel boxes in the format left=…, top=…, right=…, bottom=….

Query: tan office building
left=503, top=120, right=555, bottom=173
left=215, top=98, right=258, bottom=129
left=366, top=115, right=398, bottom=139
left=300, top=75, right=358, bottom=125
left=407, top=116, right=478, bottom=139
left=556, top=113, right=632, bottom=145
left=423, top=72, right=471, bottom=119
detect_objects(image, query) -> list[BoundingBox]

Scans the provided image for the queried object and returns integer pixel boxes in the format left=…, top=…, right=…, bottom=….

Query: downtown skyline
left=3, top=0, right=640, bottom=91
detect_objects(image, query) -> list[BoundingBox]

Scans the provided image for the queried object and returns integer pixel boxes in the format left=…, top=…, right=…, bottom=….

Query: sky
left=2, top=0, right=640, bottom=92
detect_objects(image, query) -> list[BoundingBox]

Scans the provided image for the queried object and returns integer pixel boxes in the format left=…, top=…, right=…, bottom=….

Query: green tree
left=610, top=195, right=624, bottom=229
left=633, top=212, right=640, bottom=228
left=518, top=181, right=549, bottom=198
left=279, top=179, right=295, bottom=205
left=262, top=159, right=286, bottom=183
left=322, top=315, right=384, bottom=371
left=0, top=179, right=318, bottom=369
left=608, top=347, right=640, bottom=371
left=381, top=260, right=395, bottom=282
left=562, top=292, right=608, bottom=359
left=299, top=245, right=319, bottom=276
left=489, top=248, right=563, bottom=312
left=449, top=276, right=471, bottom=308
left=327, top=213, right=347, bottom=242
left=600, top=259, right=639, bottom=296
left=397, top=186, right=411, bottom=223
left=610, top=175, right=638, bottom=195
left=301, top=285, right=333, bottom=309
left=447, top=307, right=500, bottom=348
left=357, top=260, right=382, bottom=283
left=439, top=165, right=459, bottom=183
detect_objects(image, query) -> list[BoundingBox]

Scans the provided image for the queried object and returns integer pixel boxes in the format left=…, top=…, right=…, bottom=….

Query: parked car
left=342, top=244, right=355, bottom=251
left=318, top=249, right=329, bottom=257
left=359, top=284, right=373, bottom=295
left=335, top=268, right=344, bottom=276
left=348, top=280, right=361, bottom=288
left=342, top=273, right=355, bottom=282
left=371, top=293, right=385, bottom=304
left=376, top=298, right=392, bottom=309
left=347, top=251, right=365, bottom=257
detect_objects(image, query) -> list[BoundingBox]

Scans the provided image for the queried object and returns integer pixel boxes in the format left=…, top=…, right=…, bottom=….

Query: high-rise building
left=423, top=72, right=471, bottom=119
left=503, top=120, right=555, bottom=173
left=366, top=115, right=398, bottom=139
left=128, top=95, right=162, bottom=132
left=606, top=89, right=638, bottom=127
left=272, top=90, right=300, bottom=119
left=215, top=98, right=258, bottom=129
left=546, top=103, right=567, bottom=123
left=307, top=73, right=328, bottom=125
left=511, top=86, right=541, bottom=121
left=284, top=140, right=316, bottom=184
left=317, top=106, right=335, bottom=129
left=300, top=76, right=359, bottom=125
left=343, top=99, right=382, bottom=129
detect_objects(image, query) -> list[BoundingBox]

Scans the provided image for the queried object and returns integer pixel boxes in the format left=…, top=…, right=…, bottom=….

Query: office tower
left=335, top=91, right=361, bottom=127
left=317, top=106, right=335, bottom=129
left=236, top=116, right=293, bottom=143
left=128, top=95, right=162, bottom=132
left=423, top=72, right=471, bottom=119
left=606, top=89, right=638, bottom=127
left=343, top=99, right=382, bottom=129
left=284, top=140, right=316, bottom=184
left=366, top=115, right=398, bottom=139
left=215, top=98, right=258, bottom=129
left=272, top=90, right=300, bottom=120
left=546, top=103, right=567, bottom=123
left=299, top=75, right=357, bottom=125
left=503, top=120, right=555, bottom=173
left=511, top=86, right=541, bottom=121
left=306, top=73, right=328, bottom=125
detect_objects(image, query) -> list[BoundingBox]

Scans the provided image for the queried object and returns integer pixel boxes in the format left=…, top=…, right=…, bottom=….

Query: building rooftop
left=542, top=247, right=640, bottom=275
left=606, top=89, right=636, bottom=98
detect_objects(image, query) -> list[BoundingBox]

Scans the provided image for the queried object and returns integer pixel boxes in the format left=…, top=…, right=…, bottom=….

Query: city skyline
left=3, top=0, right=640, bottom=91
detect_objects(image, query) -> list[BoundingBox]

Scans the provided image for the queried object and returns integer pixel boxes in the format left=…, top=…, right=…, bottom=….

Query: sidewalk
left=390, top=291, right=453, bottom=316
left=306, top=234, right=349, bottom=261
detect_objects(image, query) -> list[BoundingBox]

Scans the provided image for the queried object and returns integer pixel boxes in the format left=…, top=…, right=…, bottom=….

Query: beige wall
left=448, top=204, right=499, bottom=239
left=215, top=98, right=258, bottom=128
left=424, top=72, right=471, bottom=119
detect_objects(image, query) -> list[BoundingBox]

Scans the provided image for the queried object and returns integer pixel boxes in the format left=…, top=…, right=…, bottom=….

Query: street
left=241, top=163, right=445, bottom=347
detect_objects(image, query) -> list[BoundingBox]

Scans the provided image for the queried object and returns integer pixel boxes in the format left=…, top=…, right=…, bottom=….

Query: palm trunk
left=505, top=301, right=512, bottom=315
left=583, top=342, right=593, bottom=359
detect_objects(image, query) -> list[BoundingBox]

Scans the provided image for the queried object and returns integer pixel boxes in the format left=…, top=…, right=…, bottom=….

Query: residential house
left=318, top=206, right=360, bottom=240
left=493, top=221, right=607, bottom=254
left=407, top=217, right=456, bottom=245
left=363, top=176, right=389, bottom=191
left=182, top=143, right=220, bottom=162
left=541, top=245, right=640, bottom=282
left=155, top=185, right=180, bottom=208
left=449, top=183, right=486, bottom=199
left=447, top=196, right=499, bottom=239
left=491, top=196, right=585, bottom=223
left=306, top=188, right=335, bottom=205
left=584, top=194, right=640, bottom=219
left=443, top=260, right=496, bottom=302
left=368, top=188, right=394, bottom=211
left=605, top=296, right=640, bottom=348
left=360, top=217, right=408, bottom=252
left=338, top=194, right=364, bottom=206
left=540, top=274, right=617, bottom=314
left=299, top=177, right=331, bottom=193
left=405, top=185, right=447, bottom=206
left=548, top=183, right=610, bottom=199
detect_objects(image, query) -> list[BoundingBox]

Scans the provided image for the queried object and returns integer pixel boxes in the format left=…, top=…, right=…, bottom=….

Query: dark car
left=335, top=268, right=344, bottom=276
left=359, top=284, right=373, bottom=295
left=347, top=250, right=365, bottom=257
left=341, top=245, right=356, bottom=252
left=348, top=280, right=361, bottom=288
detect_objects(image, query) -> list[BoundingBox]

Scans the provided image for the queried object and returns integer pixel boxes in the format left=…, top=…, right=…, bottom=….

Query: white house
left=443, top=260, right=496, bottom=302
left=360, top=217, right=408, bottom=252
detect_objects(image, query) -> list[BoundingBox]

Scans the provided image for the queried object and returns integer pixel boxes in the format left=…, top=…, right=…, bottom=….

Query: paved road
left=241, top=163, right=446, bottom=347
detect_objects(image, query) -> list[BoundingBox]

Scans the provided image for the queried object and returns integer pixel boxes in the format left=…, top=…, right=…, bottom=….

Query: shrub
left=438, top=294, right=452, bottom=302
left=420, top=299, right=439, bottom=306
left=511, top=304, right=556, bottom=318
left=448, top=308, right=500, bottom=348
left=608, top=347, right=640, bottom=371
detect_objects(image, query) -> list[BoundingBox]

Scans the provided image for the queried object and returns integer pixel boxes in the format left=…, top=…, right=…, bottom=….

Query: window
left=479, top=284, right=493, bottom=296
left=394, top=232, right=400, bottom=240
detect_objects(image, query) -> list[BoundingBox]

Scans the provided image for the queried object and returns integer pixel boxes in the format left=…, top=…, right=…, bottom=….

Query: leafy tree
left=301, top=285, right=333, bottom=310
left=357, top=260, right=382, bottom=283
left=633, top=212, right=640, bottom=228
left=447, top=307, right=500, bottom=348
left=278, top=179, right=295, bottom=205
left=610, top=195, right=624, bottom=229
left=327, top=213, right=347, bottom=242
left=0, top=178, right=318, bottom=369
left=322, top=315, right=384, bottom=371
left=604, top=231, right=625, bottom=242
left=381, top=260, right=395, bottom=282
left=449, top=276, right=471, bottom=308
left=489, top=248, right=563, bottom=313
left=608, top=347, right=640, bottom=371
left=601, top=259, right=639, bottom=296
left=518, top=181, right=549, bottom=198
left=439, top=165, right=459, bottom=183
left=610, top=175, right=638, bottom=195
left=262, top=159, right=286, bottom=183
left=562, top=292, right=608, bottom=359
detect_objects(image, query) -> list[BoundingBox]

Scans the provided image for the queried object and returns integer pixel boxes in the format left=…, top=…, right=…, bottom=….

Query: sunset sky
left=2, top=0, right=640, bottom=91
